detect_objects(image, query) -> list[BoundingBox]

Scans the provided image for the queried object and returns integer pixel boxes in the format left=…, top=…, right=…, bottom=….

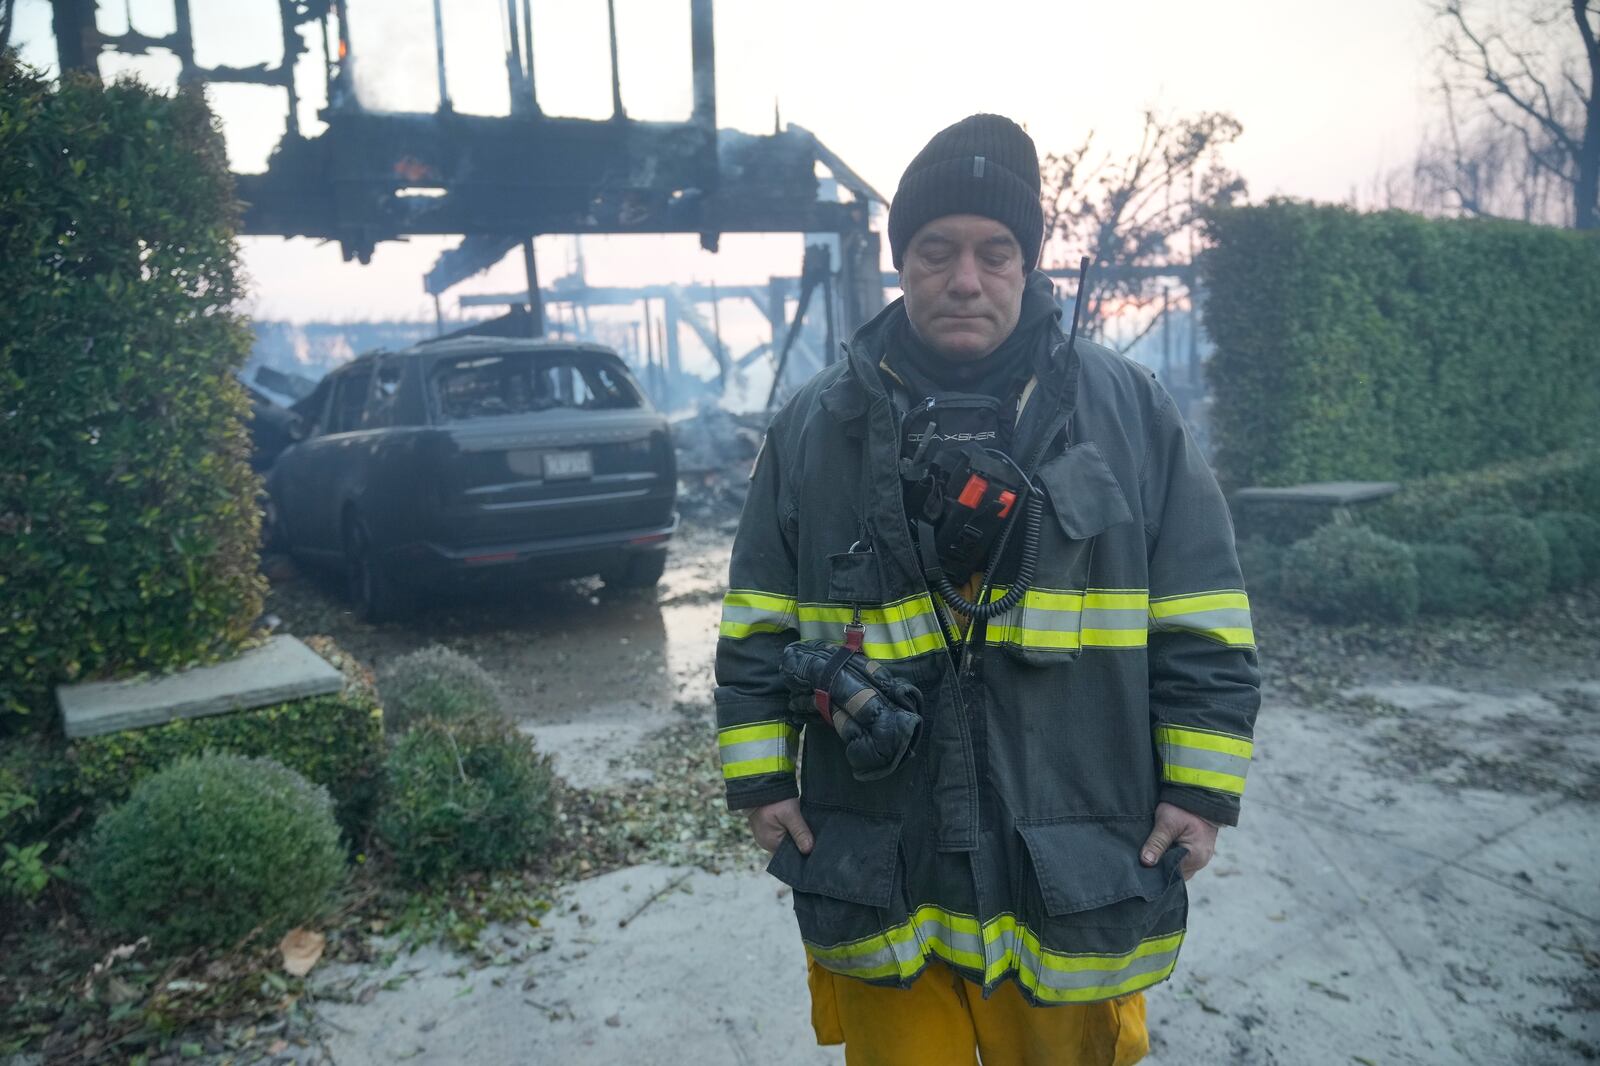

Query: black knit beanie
left=888, top=114, right=1043, bottom=271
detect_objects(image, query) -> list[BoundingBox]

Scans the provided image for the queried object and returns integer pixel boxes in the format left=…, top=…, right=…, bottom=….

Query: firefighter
left=714, top=114, right=1260, bottom=1066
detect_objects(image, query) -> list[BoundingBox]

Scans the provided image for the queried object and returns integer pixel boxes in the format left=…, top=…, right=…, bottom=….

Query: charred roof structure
left=47, top=0, right=887, bottom=381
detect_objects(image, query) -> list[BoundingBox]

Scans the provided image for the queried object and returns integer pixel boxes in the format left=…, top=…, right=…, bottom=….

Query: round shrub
left=1442, top=513, right=1552, bottom=614
left=1538, top=511, right=1600, bottom=584
left=378, top=646, right=504, bottom=731
left=1235, top=536, right=1285, bottom=599
left=1280, top=525, right=1419, bottom=623
left=378, top=715, right=556, bottom=884
left=1535, top=513, right=1582, bottom=588
left=84, top=754, right=345, bottom=950
left=1413, top=543, right=1496, bottom=616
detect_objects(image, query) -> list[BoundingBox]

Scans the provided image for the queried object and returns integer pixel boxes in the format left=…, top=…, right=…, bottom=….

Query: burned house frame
left=46, top=0, right=887, bottom=392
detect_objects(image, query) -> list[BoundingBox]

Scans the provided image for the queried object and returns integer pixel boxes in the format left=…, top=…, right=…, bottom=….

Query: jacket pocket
left=1016, top=816, right=1184, bottom=927
left=767, top=804, right=906, bottom=954
left=1034, top=443, right=1134, bottom=542
left=826, top=550, right=885, bottom=605
left=767, top=803, right=902, bottom=906
left=996, top=444, right=1137, bottom=669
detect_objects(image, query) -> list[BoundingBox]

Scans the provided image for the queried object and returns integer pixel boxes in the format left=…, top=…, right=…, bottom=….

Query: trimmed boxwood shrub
left=379, top=715, right=557, bottom=885
left=1413, top=543, right=1496, bottom=616
left=1204, top=201, right=1600, bottom=490
left=1441, top=514, right=1551, bottom=615
left=1537, top=511, right=1600, bottom=585
left=1537, top=514, right=1583, bottom=589
left=84, top=754, right=345, bottom=950
left=1280, top=525, right=1419, bottom=623
left=378, top=646, right=504, bottom=732
left=70, top=637, right=384, bottom=835
left=0, top=57, right=261, bottom=729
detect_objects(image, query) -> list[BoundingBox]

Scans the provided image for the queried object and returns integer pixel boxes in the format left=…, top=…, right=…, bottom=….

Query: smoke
left=346, top=0, right=441, bottom=112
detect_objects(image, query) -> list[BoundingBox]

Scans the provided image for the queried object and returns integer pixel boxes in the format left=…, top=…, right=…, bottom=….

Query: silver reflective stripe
left=1156, top=606, right=1252, bottom=633
left=1082, top=606, right=1148, bottom=631
left=1165, top=747, right=1249, bottom=780
left=718, top=736, right=793, bottom=767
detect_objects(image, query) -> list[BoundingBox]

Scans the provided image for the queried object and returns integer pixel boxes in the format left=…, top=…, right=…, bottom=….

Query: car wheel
left=344, top=517, right=408, bottom=623
left=262, top=495, right=287, bottom=554
left=604, top=551, right=668, bottom=590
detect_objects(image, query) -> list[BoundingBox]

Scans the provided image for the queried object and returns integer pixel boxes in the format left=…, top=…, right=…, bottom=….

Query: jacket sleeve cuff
left=1159, top=784, right=1240, bottom=827
left=726, top=776, right=800, bottom=812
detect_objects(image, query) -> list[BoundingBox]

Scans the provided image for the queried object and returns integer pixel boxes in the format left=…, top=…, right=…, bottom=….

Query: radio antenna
left=1066, top=255, right=1090, bottom=354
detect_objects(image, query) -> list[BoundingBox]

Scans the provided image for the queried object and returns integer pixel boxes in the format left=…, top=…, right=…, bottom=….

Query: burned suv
left=266, top=337, right=677, bottom=620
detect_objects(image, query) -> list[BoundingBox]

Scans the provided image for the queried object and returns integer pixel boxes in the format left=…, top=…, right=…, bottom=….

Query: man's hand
left=745, top=798, right=814, bottom=856
left=1140, top=801, right=1218, bottom=881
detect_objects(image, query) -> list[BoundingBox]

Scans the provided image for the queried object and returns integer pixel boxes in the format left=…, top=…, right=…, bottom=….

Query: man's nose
left=948, top=250, right=983, bottom=297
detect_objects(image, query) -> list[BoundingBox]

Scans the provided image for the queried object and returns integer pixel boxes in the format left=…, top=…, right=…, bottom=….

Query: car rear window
left=430, top=351, right=641, bottom=421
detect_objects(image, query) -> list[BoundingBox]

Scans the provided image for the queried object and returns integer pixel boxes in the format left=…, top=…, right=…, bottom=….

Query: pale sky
left=11, top=0, right=1442, bottom=323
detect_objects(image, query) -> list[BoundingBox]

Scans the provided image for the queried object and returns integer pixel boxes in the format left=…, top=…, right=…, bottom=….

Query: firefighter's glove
left=780, top=639, right=923, bottom=782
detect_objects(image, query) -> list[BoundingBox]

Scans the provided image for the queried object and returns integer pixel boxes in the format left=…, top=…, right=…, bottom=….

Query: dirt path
left=266, top=523, right=1600, bottom=1065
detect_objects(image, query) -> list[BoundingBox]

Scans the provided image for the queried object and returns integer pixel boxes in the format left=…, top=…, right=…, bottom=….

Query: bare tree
left=1038, top=110, right=1245, bottom=348
left=0, top=0, right=16, bottom=53
left=1429, top=0, right=1599, bottom=229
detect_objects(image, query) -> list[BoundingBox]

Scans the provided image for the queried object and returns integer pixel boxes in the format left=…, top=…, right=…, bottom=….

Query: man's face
left=900, top=214, right=1027, bottom=361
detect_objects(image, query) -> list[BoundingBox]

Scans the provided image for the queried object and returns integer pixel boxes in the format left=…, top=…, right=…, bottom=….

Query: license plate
left=543, top=450, right=593, bottom=480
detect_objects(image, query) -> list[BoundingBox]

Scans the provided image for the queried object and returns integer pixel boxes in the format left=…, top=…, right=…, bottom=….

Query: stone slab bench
left=1232, top=481, right=1401, bottom=506
left=57, top=635, right=344, bottom=739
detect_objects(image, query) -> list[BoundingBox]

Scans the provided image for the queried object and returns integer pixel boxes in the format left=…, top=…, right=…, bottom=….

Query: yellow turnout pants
left=807, top=956, right=1148, bottom=1066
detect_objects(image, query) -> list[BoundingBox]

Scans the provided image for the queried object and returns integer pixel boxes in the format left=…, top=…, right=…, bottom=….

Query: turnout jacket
left=714, top=294, right=1260, bottom=1006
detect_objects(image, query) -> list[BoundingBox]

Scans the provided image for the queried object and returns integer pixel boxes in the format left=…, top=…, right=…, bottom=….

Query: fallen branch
left=617, top=871, right=692, bottom=929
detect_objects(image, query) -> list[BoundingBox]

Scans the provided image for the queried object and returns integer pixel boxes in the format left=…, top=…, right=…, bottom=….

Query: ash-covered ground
left=261, top=497, right=1600, bottom=1066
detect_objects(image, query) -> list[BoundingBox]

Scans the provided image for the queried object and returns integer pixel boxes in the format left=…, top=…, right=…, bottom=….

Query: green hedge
left=1203, top=201, right=1600, bottom=489
left=70, top=638, right=384, bottom=836
left=0, top=57, right=262, bottom=728
left=1364, top=446, right=1600, bottom=542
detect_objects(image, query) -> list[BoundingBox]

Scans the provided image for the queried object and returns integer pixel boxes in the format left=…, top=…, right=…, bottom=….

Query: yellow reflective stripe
left=1079, top=627, right=1148, bottom=648
left=719, top=588, right=798, bottom=639
left=1084, top=590, right=1151, bottom=610
left=718, top=721, right=795, bottom=747
left=1016, top=588, right=1084, bottom=610
left=990, top=625, right=1079, bottom=650
left=1148, top=589, right=1255, bottom=648
left=719, top=620, right=791, bottom=638
left=1149, top=591, right=1249, bottom=616
left=1154, top=725, right=1253, bottom=759
left=799, top=594, right=939, bottom=625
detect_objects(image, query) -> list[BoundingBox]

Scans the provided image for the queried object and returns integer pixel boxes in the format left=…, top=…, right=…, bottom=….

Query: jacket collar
left=829, top=273, right=1080, bottom=432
